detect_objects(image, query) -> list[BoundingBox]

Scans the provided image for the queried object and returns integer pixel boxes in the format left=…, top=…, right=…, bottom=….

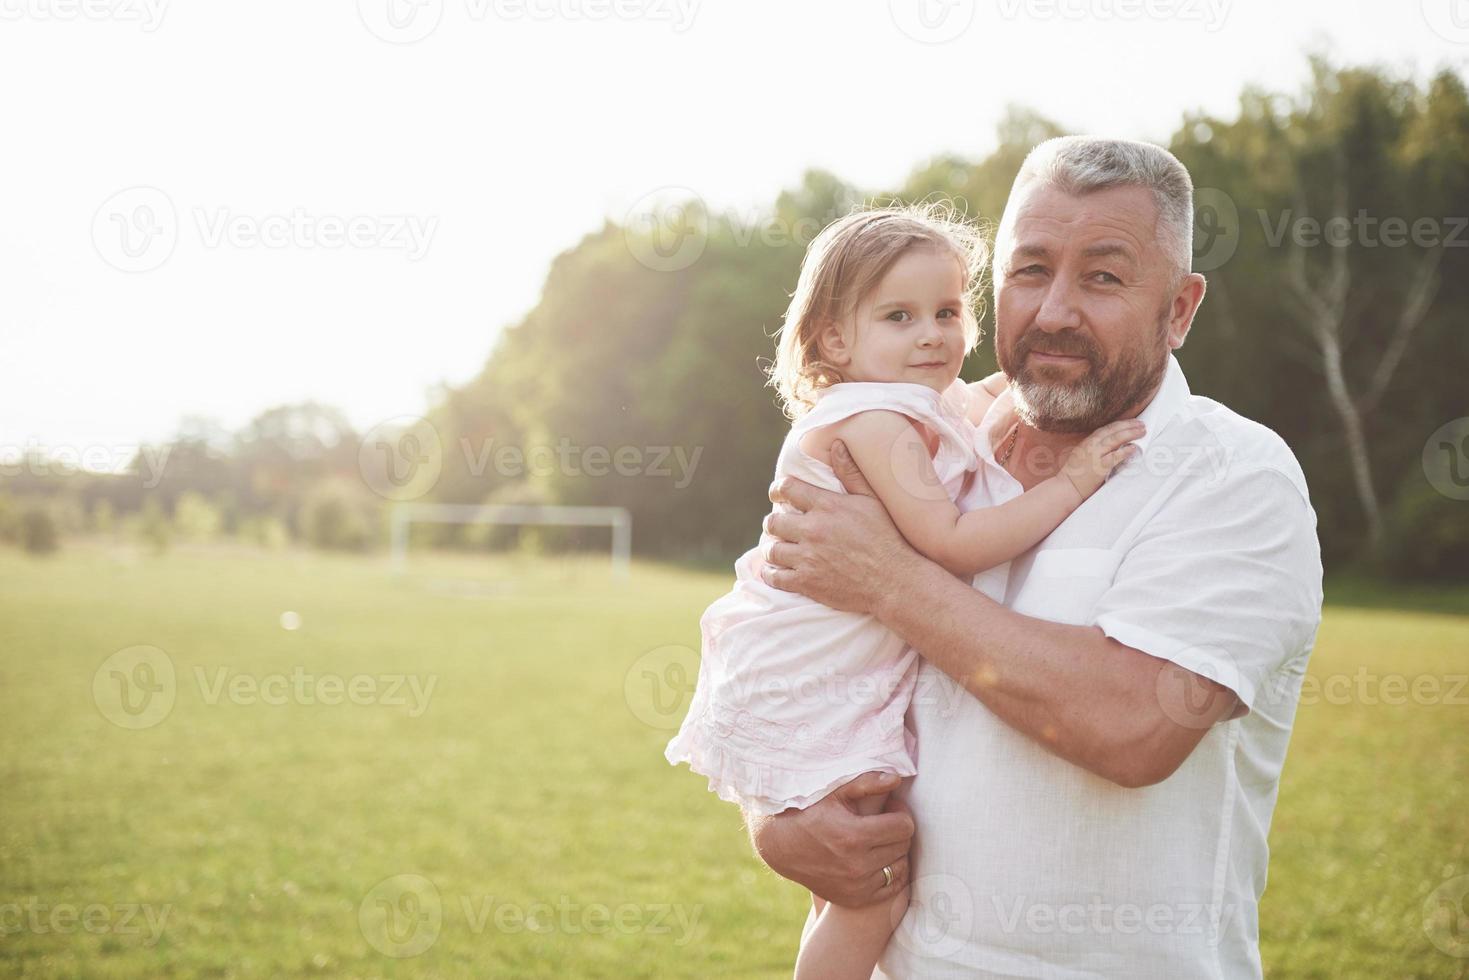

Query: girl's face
left=822, top=247, right=969, bottom=394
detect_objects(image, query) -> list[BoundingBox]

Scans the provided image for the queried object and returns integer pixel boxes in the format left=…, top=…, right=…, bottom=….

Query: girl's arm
left=964, top=372, right=1008, bottom=426
left=813, top=410, right=1143, bottom=579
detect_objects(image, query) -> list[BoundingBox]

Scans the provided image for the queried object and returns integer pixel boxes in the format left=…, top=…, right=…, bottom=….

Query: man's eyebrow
left=1080, top=242, right=1140, bottom=263
left=1008, top=243, right=1052, bottom=263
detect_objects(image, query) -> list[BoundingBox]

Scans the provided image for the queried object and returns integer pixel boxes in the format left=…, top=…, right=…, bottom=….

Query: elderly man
left=749, top=136, right=1324, bottom=978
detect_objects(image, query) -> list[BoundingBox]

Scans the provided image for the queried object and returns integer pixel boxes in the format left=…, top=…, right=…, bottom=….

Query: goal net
left=389, top=503, right=632, bottom=577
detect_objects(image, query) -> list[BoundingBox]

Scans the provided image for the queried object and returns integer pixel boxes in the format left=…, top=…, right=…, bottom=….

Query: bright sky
left=3, top=0, right=1465, bottom=469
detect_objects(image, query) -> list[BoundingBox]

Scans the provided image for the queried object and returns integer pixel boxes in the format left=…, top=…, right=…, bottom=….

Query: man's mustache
left=1012, top=329, right=1101, bottom=367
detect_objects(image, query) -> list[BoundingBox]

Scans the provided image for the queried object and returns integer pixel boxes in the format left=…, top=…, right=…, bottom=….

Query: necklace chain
left=997, top=422, right=1020, bottom=467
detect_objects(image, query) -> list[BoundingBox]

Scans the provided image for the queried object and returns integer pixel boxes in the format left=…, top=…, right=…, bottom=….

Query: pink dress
left=665, top=379, right=980, bottom=815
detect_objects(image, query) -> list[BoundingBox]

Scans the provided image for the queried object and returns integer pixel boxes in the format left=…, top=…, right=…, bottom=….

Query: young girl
left=664, top=205, right=1143, bottom=979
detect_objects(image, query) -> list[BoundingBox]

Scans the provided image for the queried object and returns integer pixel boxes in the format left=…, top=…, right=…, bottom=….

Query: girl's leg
left=792, top=790, right=910, bottom=980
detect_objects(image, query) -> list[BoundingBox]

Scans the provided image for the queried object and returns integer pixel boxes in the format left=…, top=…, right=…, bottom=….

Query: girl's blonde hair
left=767, top=202, right=988, bottom=419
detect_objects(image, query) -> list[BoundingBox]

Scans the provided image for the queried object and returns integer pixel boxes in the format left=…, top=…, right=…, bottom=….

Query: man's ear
left=1166, top=273, right=1207, bottom=350
left=815, top=316, right=853, bottom=367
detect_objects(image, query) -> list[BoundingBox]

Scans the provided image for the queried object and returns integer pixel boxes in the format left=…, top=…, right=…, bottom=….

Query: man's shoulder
left=1166, top=393, right=1313, bottom=508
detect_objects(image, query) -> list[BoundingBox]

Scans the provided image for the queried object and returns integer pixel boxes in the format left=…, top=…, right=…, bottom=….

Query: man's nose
left=1033, top=279, right=1083, bottom=332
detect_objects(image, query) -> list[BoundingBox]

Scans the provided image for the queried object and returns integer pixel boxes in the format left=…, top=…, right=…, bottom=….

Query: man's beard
left=997, top=310, right=1170, bottom=434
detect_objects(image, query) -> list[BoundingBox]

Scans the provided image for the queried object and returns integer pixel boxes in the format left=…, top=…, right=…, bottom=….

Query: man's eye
left=1012, top=265, right=1044, bottom=277
left=1093, top=271, right=1122, bottom=285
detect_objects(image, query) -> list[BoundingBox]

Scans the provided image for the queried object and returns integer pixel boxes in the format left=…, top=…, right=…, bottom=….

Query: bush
left=174, top=491, right=223, bottom=543
left=20, top=506, right=59, bottom=555
left=298, top=479, right=379, bottom=551
left=1376, top=476, right=1469, bottom=580
left=137, top=498, right=171, bottom=555
left=239, top=515, right=291, bottom=550
left=0, top=495, right=16, bottom=544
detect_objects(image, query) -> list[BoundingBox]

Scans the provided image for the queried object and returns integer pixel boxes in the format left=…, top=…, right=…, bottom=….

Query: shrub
left=20, top=506, right=59, bottom=555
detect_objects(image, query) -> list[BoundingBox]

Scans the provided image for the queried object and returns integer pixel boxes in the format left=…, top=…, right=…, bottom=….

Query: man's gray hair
left=1001, top=135, right=1195, bottom=277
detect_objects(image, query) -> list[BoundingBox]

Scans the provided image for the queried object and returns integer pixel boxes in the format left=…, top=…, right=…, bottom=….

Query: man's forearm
left=872, top=552, right=1174, bottom=786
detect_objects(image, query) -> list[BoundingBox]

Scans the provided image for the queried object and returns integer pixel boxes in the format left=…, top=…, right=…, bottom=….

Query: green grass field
left=0, top=543, right=1465, bottom=978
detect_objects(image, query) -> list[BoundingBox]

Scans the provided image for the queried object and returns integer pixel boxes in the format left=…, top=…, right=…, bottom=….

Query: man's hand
left=760, top=440, right=922, bottom=614
left=745, top=772, right=915, bottom=908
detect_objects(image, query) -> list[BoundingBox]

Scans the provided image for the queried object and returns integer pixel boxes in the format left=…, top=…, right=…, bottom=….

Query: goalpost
left=388, top=503, right=632, bottom=578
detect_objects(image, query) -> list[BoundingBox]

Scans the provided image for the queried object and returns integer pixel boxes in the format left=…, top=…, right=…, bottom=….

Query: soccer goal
left=388, top=503, right=632, bottom=577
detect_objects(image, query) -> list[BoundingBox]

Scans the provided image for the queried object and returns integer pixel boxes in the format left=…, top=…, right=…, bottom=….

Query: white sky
left=3, top=0, right=1466, bottom=469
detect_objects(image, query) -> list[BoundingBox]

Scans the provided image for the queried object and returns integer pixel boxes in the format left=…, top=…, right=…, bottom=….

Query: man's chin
left=1010, top=380, right=1103, bottom=433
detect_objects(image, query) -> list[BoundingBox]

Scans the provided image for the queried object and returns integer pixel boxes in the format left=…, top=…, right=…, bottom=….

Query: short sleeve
left=1093, top=466, right=1324, bottom=718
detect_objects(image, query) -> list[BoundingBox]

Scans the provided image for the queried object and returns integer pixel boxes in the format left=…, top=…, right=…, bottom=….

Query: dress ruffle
left=664, top=716, right=917, bottom=816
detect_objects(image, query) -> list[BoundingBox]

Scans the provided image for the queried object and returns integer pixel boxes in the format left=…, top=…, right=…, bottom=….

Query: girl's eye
left=937, top=308, right=958, bottom=320
left=886, top=310, right=910, bottom=322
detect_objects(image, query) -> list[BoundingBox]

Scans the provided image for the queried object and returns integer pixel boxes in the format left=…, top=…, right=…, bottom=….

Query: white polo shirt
left=875, top=354, right=1324, bottom=980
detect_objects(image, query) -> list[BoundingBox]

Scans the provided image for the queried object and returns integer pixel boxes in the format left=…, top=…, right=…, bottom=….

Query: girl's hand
left=1060, top=419, right=1146, bottom=498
